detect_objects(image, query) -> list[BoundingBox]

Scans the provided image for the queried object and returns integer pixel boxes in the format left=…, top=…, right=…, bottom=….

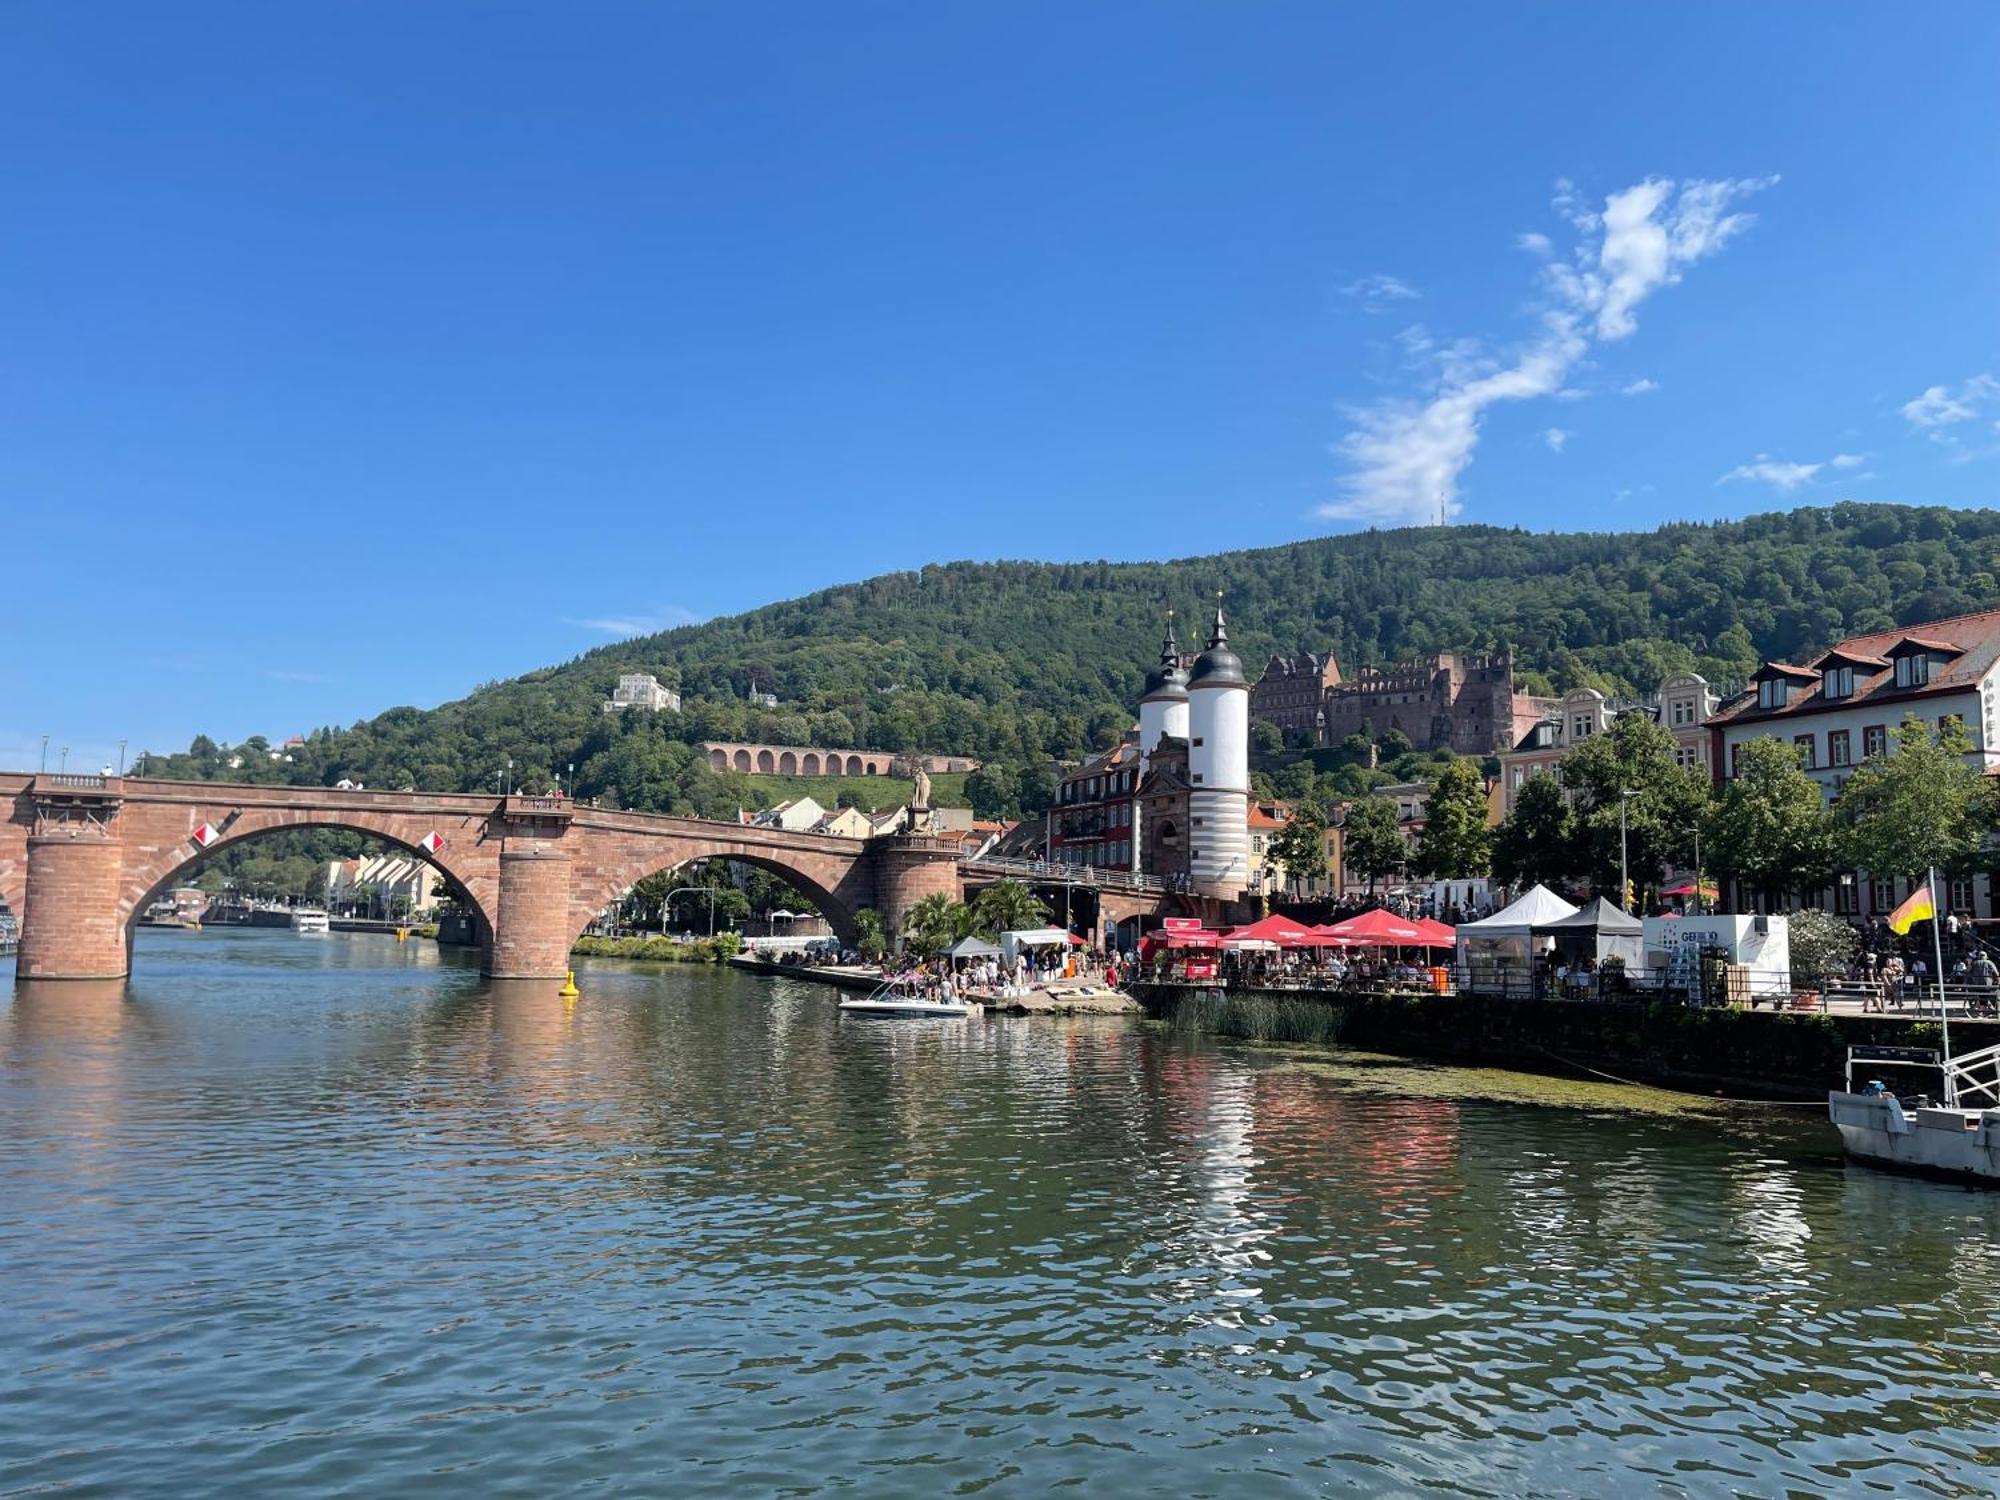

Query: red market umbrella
left=1067, top=932, right=1087, bottom=945
left=1407, top=917, right=1458, bottom=948
left=1224, top=914, right=1322, bottom=948
left=1324, top=908, right=1427, bottom=946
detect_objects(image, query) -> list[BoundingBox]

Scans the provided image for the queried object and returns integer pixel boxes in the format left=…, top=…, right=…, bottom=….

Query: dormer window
left=1822, top=665, right=1854, bottom=700
left=1758, top=679, right=1788, bottom=710
left=1895, top=654, right=1930, bottom=689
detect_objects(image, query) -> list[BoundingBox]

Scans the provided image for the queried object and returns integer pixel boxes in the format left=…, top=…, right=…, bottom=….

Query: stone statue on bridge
left=894, top=756, right=933, bottom=831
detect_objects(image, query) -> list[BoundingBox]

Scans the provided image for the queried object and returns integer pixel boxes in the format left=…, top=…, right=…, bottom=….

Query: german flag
left=1887, top=882, right=1935, bottom=936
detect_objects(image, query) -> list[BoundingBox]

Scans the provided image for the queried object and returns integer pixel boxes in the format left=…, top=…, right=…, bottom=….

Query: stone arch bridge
left=0, top=774, right=966, bottom=983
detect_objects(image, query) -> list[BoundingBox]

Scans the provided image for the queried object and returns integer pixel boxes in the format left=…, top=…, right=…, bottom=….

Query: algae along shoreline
left=1130, top=984, right=2000, bottom=1100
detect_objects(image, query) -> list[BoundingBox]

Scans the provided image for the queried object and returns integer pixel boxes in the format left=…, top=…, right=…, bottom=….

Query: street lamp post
left=39, top=735, right=49, bottom=772
left=665, top=885, right=717, bottom=937
left=1618, top=789, right=1637, bottom=910
left=117, top=740, right=128, bottom=776
left=59, top=746, right=69, bottom=773
left=1691, top=822, right=1703, bottom=915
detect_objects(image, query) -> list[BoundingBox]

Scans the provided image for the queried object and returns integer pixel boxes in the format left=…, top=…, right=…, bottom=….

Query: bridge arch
left=801, top=753, right=820, bottom=776
left=710, top=748, right=729, bottom=771
left=778, top=751, right=797, bottom=775
left=733, top=750, right=752, bottom=772
left=756, top=750, right=775, bottom=774
left=568, top=839, right=867, bottom=950
left=117, top=808, right=499, bottom=962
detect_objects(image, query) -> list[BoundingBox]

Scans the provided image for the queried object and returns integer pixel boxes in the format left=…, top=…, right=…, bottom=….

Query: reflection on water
left=4, top=929, right=2000, bottom=1496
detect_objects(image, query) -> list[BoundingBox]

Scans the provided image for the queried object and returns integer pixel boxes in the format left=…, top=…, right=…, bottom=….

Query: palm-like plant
left=971, top=880, right=1049, bottom=936
left=903, top=892, right=980, bottom=955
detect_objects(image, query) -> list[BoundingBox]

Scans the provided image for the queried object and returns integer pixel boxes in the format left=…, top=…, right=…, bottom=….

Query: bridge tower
left=1186, top=600, right=1250, bottom=900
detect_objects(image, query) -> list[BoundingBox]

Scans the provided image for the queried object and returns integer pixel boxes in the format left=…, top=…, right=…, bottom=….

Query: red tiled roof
left=1712, top=608, right=2000, bottom=727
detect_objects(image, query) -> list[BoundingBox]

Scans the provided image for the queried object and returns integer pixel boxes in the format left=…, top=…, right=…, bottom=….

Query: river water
left=4, top=931, right=2000, bottom=1497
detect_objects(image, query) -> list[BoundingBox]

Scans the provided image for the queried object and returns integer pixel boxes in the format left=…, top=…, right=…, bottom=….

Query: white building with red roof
left=1707, top=607, right=2000, bottom=917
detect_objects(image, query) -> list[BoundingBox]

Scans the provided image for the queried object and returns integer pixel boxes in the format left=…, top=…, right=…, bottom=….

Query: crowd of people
left=880, top=945, right=1126, bottom=1002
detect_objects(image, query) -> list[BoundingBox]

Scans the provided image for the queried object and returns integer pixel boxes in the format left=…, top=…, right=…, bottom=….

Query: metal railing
left=960, top=854, right=1166, bottom=894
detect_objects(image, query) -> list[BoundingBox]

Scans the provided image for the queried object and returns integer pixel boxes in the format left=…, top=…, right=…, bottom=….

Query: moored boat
left=1829, top=1042, right=2000, bottom=1186
left=838, top=981, right=974, bottom=1019
left=290, top=908, right=331, bottom=935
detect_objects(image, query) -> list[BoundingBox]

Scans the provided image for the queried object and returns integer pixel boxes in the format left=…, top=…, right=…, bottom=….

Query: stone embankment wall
left=1130, top=984, right=1999, bottom=1097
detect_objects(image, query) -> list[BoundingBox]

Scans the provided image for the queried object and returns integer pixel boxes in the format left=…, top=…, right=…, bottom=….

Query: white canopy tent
left=1455, top=885, right=1580, bottom=973
left=1000, top=927, right=1074, bottom=965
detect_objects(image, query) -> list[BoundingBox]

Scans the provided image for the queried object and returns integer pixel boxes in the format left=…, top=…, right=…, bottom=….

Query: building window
left=1572, top=716, right=1593, bottom=739
left=1862, top=724, right=1887, bottom=759
left=1950, top=877, right=1975, bottom=914
left=1822, top=665, right=1854, bottom=700
left=1895, top=655, right=1930, bottom=688
left=1794, top=734, right=1816, bottom=769
left=1870, top=877, right=1897, bottom=914
left=1828, top=729, right=1851, bottom=767
left=1671, top=699, right=1692, bottom=726
left=1730, top=742, right=1744, bottom=777
left=1835, top=880, right=1858, bottom=916
left=1757, top=679, right=1788, bottom=710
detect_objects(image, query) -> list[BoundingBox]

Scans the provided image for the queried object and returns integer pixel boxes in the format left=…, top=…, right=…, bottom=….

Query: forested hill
left=144, top=502, right=1999, bottom=817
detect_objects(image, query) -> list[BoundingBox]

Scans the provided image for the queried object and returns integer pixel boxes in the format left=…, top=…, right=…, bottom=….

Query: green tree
left=902, top=892, right=979, bottom=955
left=1701, top=736, right=1839, bottom=909
left=852, top=907, right=888, bottom=961
left=1250, top=720, right=1284, bottom=760
left=971, top=880, right=1049, bottom=934
left=1342, top=796, right=1406, bottom=896
left=1787, top=907, right=1860, bottom=989
left=1413, top=759, right=1493, bottom=879
left=1266, top=801, right=1329, bottom=893
left=1492, top=773, right=1576, bottom=890
left=965, top=763, right=1022, bottom=820
left=1837, top=713, right=1996, bottom=880
left=1558, top=711, right=1710, bottom=899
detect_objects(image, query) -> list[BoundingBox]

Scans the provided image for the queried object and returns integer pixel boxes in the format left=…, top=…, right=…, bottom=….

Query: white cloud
left=1341, top=273, right=1421, bottom=312
left=562, top=607, right=703, bottom=637
left=1902, top=373, right=1999, bottom=438
left=1621, top=377, right=1660, bottom=396
left=1516, top=232, right=1552, bottom=256
left=1321, top=174, right=1775, bottom=526
left=1719, top=458, right=1822, bottom=492
left=1717, top=451, right=1866, bottom=493
left=1543, top=427, right=1570, bottom=453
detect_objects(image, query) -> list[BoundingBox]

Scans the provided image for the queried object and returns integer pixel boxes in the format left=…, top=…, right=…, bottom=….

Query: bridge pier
left=871, top=834, right=963, bottom=943
left=487, top=845, right=575, bottom=979
left=18, top=830, right=129, bottom=980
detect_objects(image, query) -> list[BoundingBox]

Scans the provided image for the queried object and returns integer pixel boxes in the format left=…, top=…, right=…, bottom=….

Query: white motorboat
left=290, top=908, right=331, bottom=935
left=1829, top=1042, right=2000, bottom=1186
left=839, top=982, right=975, bottom=1019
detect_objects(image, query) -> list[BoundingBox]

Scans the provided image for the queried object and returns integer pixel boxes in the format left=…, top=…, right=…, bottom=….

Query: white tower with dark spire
left=1137, top=611, right=1190, bottom=772
left=1187, top=597, right=1250, bottom=896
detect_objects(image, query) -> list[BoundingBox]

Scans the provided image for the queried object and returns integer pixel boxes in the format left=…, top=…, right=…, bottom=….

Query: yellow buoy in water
left=559, top=969, right=580, bottom=998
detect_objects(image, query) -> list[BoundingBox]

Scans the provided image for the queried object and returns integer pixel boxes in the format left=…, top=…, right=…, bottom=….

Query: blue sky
left=4, top=2, right=1996, bottom=768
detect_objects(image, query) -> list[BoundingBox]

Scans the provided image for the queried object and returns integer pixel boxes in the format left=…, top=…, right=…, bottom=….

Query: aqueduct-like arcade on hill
left=0, top=774, right=971, bottom=982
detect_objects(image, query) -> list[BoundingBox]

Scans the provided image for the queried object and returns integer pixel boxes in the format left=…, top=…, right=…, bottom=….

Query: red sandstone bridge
left=0, top=774, right=1173, bottom=983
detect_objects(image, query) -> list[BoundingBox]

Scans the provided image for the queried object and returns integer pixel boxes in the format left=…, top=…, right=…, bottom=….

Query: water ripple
left=3, top=932, right=2000, bottom=1496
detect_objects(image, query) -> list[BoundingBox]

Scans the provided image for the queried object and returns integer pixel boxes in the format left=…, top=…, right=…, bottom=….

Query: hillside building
left=1252, top=649, right=1554, bottom=755
left=603, top=673, right=681, bottom=714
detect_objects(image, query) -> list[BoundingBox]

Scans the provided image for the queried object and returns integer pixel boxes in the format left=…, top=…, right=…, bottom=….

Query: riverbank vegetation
left=571, top=932, right=743, bottom=963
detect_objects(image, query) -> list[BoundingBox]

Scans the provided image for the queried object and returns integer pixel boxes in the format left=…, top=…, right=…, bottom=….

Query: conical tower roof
left=1189, top=598, right=1245, bottom=688
left=1141, top=611, right=1189, bottom=701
